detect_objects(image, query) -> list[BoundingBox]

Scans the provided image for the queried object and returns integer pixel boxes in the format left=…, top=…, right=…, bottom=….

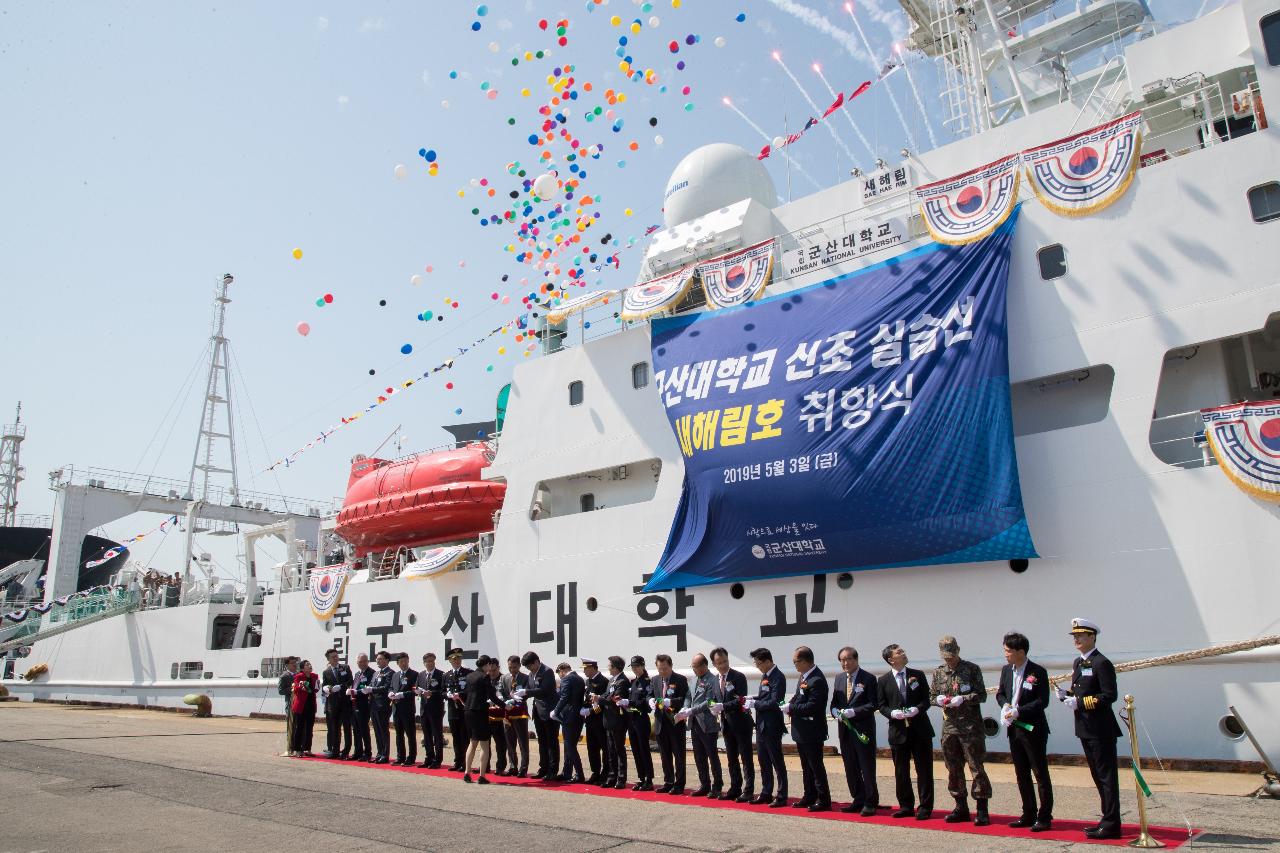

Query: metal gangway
left=0, top=587, right=142, bottom=654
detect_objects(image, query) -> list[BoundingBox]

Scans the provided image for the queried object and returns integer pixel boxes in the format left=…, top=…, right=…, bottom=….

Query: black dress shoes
left=690, top=787, right=709, bottom=798
left=808, top=800, right=832, bottom=813
left=1009, top=817, right=1035, bottom=828
left=915, top=810, right=934, bottom=821
left=791, top=798, right=813, bottom=809
left=477, top=776, right=491, bottom=785
left=944, top=809, right=972, bottom=823
left=667, top=787, right=685, bottom=796
left=655, top=783, right=672, bottom=794
left=1031, top=821, right=1053, bottom=832
left=736, top=792, right=754, bottom=804
left=768, top=797, right=787, bottom=808
left=633, top=780, right=653, bottom=792
left=860, top=806, right=878, bottom=817
left=891, top=808, right=915, bottom=819
left=840, top=804, right=861, bottom=814
left=749, top=793, right=772, bottom=805
left=1085, top=827, right=1121, bottom=840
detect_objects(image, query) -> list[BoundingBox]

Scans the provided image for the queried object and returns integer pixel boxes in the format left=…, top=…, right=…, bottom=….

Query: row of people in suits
left=298, top=619, right=1123, bottom=839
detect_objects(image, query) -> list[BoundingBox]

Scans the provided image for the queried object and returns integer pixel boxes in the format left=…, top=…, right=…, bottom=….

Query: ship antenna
left=0, top=402, right=26, bottom=527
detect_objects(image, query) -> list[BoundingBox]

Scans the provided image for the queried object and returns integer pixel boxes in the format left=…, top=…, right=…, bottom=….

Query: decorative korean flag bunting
left=401, top=545, right=473, bottom=581
left=621, top=266, right=697, bottom=321
left=1201, top=402, right=1280, bottom=502
left=309, top=563, right=352, bottom=620
left=546, top=289, right=619, bottom=325
left=697, top=240, right=775, bottom=310
left=916, top=154, right=1021, bottom=246
left=85, top=546, right=128, bottom=569
left=1022, top=111, right=1142, bottom=217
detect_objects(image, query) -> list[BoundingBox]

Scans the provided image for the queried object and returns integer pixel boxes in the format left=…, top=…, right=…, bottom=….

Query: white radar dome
left=662, top=143, right=778, bottom=228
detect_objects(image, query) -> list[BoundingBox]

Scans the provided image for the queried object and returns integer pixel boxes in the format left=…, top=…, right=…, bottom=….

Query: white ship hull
left=8, top=1, right=1280, bottom=767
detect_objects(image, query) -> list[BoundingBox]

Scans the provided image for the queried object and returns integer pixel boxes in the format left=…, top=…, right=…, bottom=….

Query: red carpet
left=300, top=756, right=1194, bottom=848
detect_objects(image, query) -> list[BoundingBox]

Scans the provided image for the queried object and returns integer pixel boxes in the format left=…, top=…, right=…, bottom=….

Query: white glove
left=781, top=703, right=792, bottom=715
left=890, top=709, right=907, bottom=720
left=413, top=686, right=423, bottom=696
left=906, top=706, right=920, bottom=718
left=504, top=699, right=516, bottom=707
left=948, top=695, right=966, bottom=708
left=391, top=692, right=401, bottom=701
left=1055, top=686, right=1068, bottom=701
left=710, top=703, right=723, bottom=716
left=842, top=707, right=857, bottom=719
left=321, top=685, right=331, bottom=695
left=550, top=712, right=560, bottom=723
left=618, top=698, right=630, bottom=708
left=361, top=686, right=372, bottom=695
left=675, top=708, right=690, bottom=721
left=743, top=698, right=756, bottom=711
left=578, top=707, right=590, bottom=719
left=1063, top=696, right=1079, bottom=710
left=936, top=696, right=949, bottom=707
left=649, top=698, right=658, bottom=711
left=1005, top=706, right=1018, bottom=720
left=346, top=688, right=356, bottom=698
left=514, top=688, right=527, bottom=698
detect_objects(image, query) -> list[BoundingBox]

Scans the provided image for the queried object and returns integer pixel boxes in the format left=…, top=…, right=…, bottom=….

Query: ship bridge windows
left=1149, top=315, right=1280, bottom=468
left=1037, top=244, right=1067, bottom=280
left=1011, top=364, right=1115, bottom=437
left=529, top=459, right=662, bottom=520
left=1263, top=11, right=1280, bottom=65
left=1248, top=182, right=1280, bottom=223
left=569, top=380, right=584, bottom=406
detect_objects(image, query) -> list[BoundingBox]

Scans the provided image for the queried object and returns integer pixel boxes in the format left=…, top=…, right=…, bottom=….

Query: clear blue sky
left=0, top=0, right=1199, bottom=579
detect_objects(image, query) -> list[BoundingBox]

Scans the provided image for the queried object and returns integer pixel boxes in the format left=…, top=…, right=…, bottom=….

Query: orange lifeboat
left=334, top=443, right=505, bottom=557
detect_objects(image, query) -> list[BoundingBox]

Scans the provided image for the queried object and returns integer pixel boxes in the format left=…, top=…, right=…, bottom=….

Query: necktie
left=845, top=674, right=852, bottom=700
left=897, top=671, right=907, bottom=702
left=720, top=673, right=726, bottom=695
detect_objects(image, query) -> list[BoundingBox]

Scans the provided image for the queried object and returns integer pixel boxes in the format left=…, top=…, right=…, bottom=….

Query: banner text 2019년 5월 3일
left=644, top=207, right=1036, bottom=592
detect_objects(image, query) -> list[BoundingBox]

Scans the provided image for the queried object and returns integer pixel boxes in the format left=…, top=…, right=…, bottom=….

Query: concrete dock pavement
left=0, top=702, right=1276, bottom=852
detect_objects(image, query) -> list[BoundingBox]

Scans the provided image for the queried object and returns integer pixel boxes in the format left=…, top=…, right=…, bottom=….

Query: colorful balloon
left=291, top=248, right=303, bottom=260
left=296, top=322, right=310, bottom=336
left=393, top=164, right=408, bottom=180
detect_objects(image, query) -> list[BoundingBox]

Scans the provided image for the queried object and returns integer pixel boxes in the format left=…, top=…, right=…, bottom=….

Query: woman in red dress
left=290, top=659, right=320, bottom=757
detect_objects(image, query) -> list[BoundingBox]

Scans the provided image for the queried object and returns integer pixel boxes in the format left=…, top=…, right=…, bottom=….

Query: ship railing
left=13, top=514, right=52, bottom=529
left=1149, top=409, right=1216, bottom=469
left=353, top=434, right=502, bottom=471
left=48, top=465, right=333, bottom=518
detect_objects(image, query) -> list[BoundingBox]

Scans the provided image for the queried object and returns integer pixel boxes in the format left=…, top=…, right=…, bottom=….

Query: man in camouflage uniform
left=929, top=636, right=991, bottom=826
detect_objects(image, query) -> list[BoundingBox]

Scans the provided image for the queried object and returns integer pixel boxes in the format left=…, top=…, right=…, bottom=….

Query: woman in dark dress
left=462, top=655, right=501, bottom=783
left=290, top=659, right=320, bottom=756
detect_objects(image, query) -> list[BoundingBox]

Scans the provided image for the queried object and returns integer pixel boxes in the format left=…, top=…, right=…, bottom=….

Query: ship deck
left=0, top=701, right=1273, bottom=851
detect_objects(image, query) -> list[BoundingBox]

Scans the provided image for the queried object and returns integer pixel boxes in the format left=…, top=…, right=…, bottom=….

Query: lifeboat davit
left=334, top=443, right=505, bottom=557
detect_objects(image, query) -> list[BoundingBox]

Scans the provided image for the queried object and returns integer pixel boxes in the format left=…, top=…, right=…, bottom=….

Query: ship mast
left=185, top=274, right=242, bottom=522
left=0, top=403, right=26, bottom=527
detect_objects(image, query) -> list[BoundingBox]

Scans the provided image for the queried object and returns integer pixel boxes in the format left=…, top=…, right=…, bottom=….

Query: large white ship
left=4, top=0, right=1280, bottom=769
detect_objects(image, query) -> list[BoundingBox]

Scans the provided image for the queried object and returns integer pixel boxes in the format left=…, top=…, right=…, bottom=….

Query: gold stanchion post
left=1126, top=694, right=1163, bottom=848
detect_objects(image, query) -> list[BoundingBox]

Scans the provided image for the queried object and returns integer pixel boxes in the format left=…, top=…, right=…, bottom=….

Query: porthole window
left=586, top=597, right=598, bottom=612
left=1262, top=11, right=1280, bottom=65
left=1037, top=244, right=1067, bottom=280
left=568, top=380, right=584, bottom=406
left=580, top=493, right=595, bottom=512
left=729, top=583, right=745, bottom=599
left=836, top=572, right=854, bottom=590
left=1248, top=182, right=1280, bottom=223
left=632, top=361, right=650, bottom=389
left=1009, top=558, right=1029, bottom=574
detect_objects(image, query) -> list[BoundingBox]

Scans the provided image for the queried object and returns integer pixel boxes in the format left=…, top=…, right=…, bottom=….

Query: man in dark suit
left=786, top=645, right=831, bottom=812
left=710, top=647, right=754, bottom=803
left=499, top=655, right=531, bottom=777
left=320, top=648, right=354, bottom=759
left=650, top=653, right=689, bottom=795
left=623, top=655, right=654, bottom=791
left=277, top=656, right=298, bottom=756
left=746, top=647, right=788, bottom=807
left=601, top=656, right=631, bottom=788
left=349, top=653, right=375, bottom=761
left=878, top=643, right=935, bottom=820
left=389, top=652, right=419, bottom=765
left=415, top=652, right=446, bottom=768
left=1058, top=618, right=1122, bottom=840
left=368, top=650, right=395, bottom=763
left=521, top=651, right=560, bottom=780
left=443, top=650, right=472, bottom=772
left=683, top=653, right=723, bottom=798
left=996, top=630, right=1053, bottom=831
left=830, top=645, right=879, bottom=815
left=582, top=658, right=610, bottom=784
left=553, top=661, right=587, bottom=782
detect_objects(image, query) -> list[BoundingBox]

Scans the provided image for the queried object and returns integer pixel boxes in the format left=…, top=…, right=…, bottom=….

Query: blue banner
left=645, top=208, right=1035, bottom=591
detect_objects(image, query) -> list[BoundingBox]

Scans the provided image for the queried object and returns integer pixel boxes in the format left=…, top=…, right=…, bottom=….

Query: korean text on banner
left=644, top=207, right=1036, bottom=591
